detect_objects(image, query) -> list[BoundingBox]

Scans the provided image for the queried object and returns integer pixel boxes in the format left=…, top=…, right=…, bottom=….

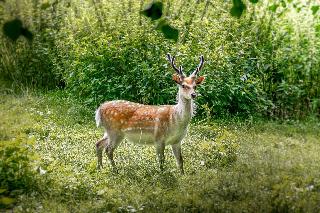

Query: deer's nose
left=191, top=93, right=197, bottom=99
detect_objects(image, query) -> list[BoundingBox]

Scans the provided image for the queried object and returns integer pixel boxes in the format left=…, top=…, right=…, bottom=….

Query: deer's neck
left=175, top=93, right=193, bottom=123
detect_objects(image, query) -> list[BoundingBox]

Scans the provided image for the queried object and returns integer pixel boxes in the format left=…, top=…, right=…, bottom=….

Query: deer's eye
left=194, top=85, right=197, bottom=89
left=181, top=85, right=186, bottom=89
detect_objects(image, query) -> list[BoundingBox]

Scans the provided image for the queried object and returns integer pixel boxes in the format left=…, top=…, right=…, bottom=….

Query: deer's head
left=167, top=54, right=205, bottom=100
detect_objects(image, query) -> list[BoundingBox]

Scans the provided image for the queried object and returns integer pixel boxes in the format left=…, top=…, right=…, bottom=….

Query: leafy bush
left=0, top=136, right=44, bottom=208
left=188, top=125, right=239, bottom=169
left=0, top=0, right=319, bottom=118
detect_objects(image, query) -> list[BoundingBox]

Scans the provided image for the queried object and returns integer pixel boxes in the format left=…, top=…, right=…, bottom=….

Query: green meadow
left=1, top=0, right=320, bottom=212
left=1, top=89, right=319, bottom=212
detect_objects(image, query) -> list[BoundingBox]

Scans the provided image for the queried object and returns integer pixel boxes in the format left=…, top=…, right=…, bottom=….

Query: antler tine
left=167, top=53, right=184, bottom=77
left=191, top=55, right=205, bottom=77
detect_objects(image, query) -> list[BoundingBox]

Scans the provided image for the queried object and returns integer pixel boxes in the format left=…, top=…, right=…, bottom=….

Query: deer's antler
left=190, top=55, right=204, bottom=77
left=167, top=53, right=185, bottom=77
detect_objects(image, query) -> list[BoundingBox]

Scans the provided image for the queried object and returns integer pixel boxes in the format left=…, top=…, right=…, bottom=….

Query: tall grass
left=0, top=90, right=319, bottom=211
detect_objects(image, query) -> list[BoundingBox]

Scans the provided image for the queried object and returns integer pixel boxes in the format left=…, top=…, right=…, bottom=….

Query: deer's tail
left=95, top=107, right=102, bottom=128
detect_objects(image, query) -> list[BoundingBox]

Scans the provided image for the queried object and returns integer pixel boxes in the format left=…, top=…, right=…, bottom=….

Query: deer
left=95, top=54, right=205, bottom=174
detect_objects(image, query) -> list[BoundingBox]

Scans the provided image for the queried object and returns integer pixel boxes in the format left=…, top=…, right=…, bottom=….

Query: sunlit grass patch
left=1, top=92, right=320, bottom=212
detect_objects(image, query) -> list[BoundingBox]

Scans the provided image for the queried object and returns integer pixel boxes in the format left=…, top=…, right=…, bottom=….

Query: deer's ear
left=172, top=74, right=182, bottom=84
left=196, top=76, right=205, bottom=85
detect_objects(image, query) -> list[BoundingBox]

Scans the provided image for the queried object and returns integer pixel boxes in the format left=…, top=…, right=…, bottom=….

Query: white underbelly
left=122, top=127, right=187, bottom=146
left=124, top=129, right=155, bottom=145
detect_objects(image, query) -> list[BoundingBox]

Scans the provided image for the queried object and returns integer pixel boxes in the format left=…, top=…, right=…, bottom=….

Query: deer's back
left=99, top=100, right=174, bottom=131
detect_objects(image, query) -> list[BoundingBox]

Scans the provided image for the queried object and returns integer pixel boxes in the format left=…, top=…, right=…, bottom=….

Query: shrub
left=0, top=136, right=44, bottom=208
left=0, top=0, right=319, bottom=118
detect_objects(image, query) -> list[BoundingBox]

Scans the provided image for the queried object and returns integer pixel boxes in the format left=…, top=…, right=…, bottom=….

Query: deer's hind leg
left=96, top=135, right=108, bottom=169
left=105, top=131, right=124, bottom=172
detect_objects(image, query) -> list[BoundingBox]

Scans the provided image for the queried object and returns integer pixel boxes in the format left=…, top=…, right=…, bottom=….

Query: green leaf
left=269, top=4, right=279, bottom=12
left=315, top=24, right=320, bottom=33
left=311, top=5, right=319, bottom=15
left=230, top=0, right=246, bottom=18
left=141, top=2, right=163, bottom=21
left=160, top=24, right=179, bottom=42
left=249, top=0, right=259, bottom=3
left=41, top=2, right=51, bottom=10
left=0, top=197, right=15, bottom=205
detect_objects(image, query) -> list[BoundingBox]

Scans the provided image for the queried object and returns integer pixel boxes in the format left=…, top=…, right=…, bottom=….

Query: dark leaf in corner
left=160, top=24, right=178, bottom=42
left=230, top=0, right=246, bottom=18
left=3, top=19, right=33, bottom=41
left=249, top=0, right=259, bottom=3
left=3, top=19, right=23, bottom=41
left=141, top=1, right=163, bottom=21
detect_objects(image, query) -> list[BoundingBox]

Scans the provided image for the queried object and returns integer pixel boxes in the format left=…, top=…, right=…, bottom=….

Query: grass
left=1, top=88, right=320, bottom=212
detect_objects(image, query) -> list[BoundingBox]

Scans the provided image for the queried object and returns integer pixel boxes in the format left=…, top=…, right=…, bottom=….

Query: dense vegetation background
left=1, top=0, right=320, bottom=212
left=1, top=0, right=319, bottom=119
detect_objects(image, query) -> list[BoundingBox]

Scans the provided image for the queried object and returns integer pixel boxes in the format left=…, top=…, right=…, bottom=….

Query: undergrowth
left=0, top=88, right=319, bottom=212
left=1, top=0, right=319, bottom=118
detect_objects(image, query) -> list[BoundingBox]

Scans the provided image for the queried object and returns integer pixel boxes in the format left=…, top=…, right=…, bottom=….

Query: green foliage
left=230, top=0, right=246, bottom=18
left=141, top=1, right=179, bottom=41
left=0, top=137, right=38, bottom=208
left=189, top=125, right=239, bottom=168
left=231, top=0, right=261, bottom=18
left=1, top=92, right=320, bottom=211
left=0, top=0, right=319, bottom=119
left=157, top=22, right=179, bottom=42
left=0, top=92, right=51, bottom=209
left=269, top=4, right=279, bottom=12
left=311, top=5, right=319, bottom=15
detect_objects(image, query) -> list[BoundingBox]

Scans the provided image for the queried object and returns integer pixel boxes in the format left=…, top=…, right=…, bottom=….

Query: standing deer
left=95, top=54, right=205, bottom=174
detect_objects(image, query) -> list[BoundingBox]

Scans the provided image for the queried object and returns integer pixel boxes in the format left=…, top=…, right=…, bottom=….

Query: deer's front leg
left=172, top=143, right=184, bottom=175
left=155, top=142, right=165, bottom=172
